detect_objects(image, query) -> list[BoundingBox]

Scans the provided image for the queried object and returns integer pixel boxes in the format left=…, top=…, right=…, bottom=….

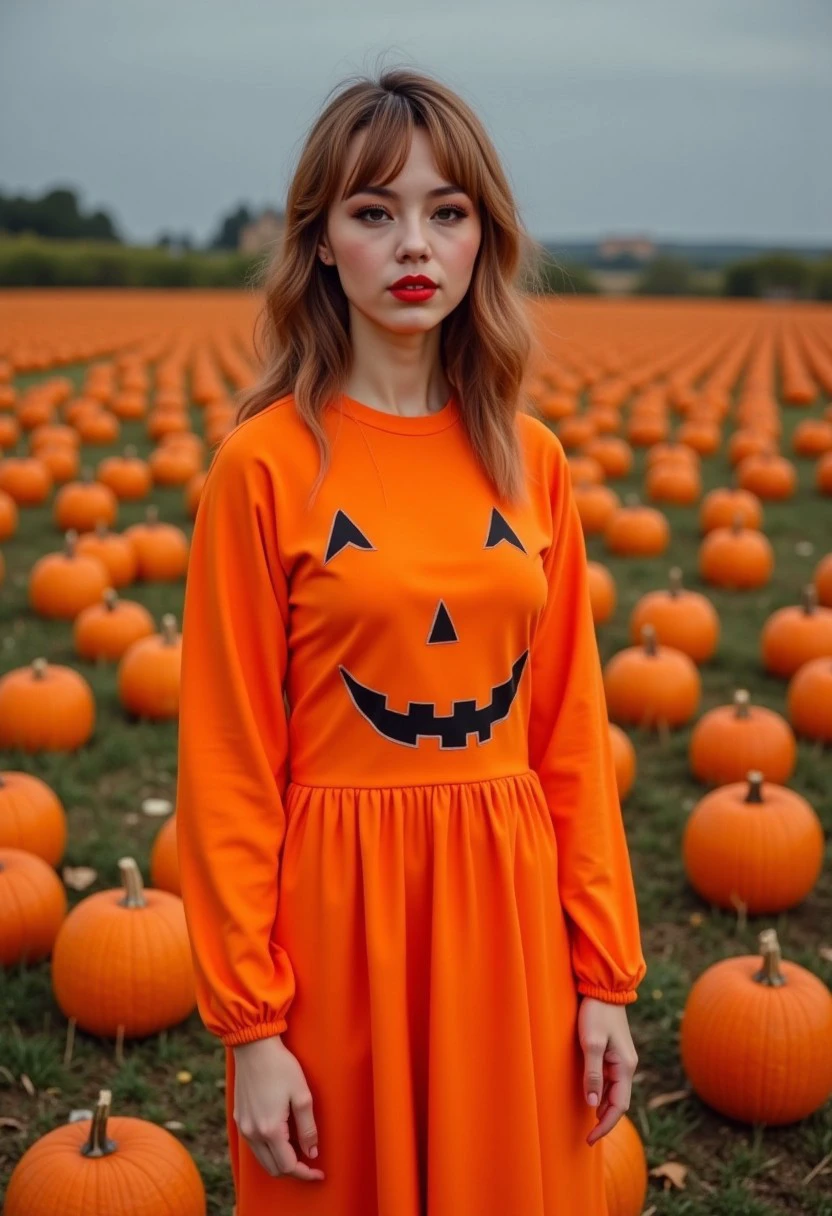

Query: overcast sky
left=1, top=0, right=829, bottom=247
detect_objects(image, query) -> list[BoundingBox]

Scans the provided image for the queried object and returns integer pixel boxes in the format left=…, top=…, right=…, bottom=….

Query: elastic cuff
left=577, top=983, right=639, bottom=1005
left=221, top=1019, right=288, bottom=1047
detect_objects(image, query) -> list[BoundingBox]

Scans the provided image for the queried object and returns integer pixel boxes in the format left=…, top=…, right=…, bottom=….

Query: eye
left=353, top=205, right=469, bottom=224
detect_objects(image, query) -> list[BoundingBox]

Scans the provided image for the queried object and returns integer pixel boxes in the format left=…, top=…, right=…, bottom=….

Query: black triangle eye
left=324, top=509, right=376, bottom=564
left=484, top=508, right=526, bottom=553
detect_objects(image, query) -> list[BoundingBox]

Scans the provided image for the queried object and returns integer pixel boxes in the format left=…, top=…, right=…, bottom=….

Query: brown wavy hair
left=236, top=63, right=550, bottom=507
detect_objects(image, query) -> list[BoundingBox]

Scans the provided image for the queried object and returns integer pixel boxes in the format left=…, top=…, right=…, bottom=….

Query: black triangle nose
left=427, top=600, right=458, bottom=644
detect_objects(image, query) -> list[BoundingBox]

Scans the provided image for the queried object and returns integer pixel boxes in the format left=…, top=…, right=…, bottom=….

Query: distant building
left=597, top=235, right=656, bottom=262
left=238, top=208, right=286, bottom=254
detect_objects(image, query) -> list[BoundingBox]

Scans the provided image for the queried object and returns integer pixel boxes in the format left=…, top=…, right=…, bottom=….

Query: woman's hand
left=232, top=1036, right=325, bottom=1181
left=577, top=996, right=639, bottom=1146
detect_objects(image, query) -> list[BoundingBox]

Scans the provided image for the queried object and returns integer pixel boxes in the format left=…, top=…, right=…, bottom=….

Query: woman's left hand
left=577, top=996, right=639, bottom=1146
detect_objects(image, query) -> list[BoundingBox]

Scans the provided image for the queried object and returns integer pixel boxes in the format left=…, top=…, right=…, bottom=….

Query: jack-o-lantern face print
left=323, top=506, right=530, bottom=750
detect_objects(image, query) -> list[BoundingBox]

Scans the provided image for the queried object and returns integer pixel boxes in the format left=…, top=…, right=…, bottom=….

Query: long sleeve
left=527, top=433, right=647, bottom=1005
left=175, top=430, right=296, bottom=1047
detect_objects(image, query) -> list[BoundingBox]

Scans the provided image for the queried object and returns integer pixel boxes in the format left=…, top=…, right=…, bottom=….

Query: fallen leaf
left=689, top=912, right=704, bottom=927
left=0, top=1117, right=26, bottom=1131
left=176, top=1070, right=193, bottom=1084
left=649, top=1160, right=689, bottom=1190
left=20, top=1074, right=36, bottom=1097
left=646, top=1089, right=690, bottom=1111
left=142, top=797, right=173, bottom=818
left=68, top=1109, right=94, bottom=1123
left=62, top=866, right=98, bottom=891
left=164, top=1120, right=186, bottom=1131
left=819, top=946, right=832, bottom=964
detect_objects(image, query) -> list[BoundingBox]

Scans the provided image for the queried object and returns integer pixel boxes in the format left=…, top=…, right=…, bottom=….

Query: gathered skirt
left=225, top=771, right=608, bottom=1216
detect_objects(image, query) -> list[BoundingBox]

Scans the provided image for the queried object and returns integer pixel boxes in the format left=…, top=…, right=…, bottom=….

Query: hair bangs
left=340, top=98, right=414, bottom=201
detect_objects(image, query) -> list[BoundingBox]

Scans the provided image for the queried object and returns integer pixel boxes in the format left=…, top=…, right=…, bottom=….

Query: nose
left=395, top=214, right=431, bottom=263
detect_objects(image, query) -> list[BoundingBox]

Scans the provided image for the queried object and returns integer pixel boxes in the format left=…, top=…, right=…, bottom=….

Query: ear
left=318, top=238, right=333, bottom=265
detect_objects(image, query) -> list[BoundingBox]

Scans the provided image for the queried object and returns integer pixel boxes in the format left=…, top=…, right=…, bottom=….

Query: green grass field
left=1, top=360, right=830, bottom=1215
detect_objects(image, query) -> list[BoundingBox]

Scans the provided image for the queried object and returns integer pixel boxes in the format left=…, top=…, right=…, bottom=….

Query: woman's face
left=319, top=125, right=482, bottom=335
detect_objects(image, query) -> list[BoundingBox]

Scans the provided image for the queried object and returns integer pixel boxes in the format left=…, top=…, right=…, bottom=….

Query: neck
left=343, top=305, right=450, bottom=417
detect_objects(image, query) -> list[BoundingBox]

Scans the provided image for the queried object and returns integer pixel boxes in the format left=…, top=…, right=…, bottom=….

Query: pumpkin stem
left=103, top=588, right=118, bottom=612
left=744, top=770, right=764, bottom=803
left=733, top=688, right=750, bottom=719
left=64, top=529, right=78, bottom=558
left=161, top=613, right=179, bottom=645
left=668, top=567, right=683, bottom=598
left=80, top=1088, right=118, bottom=1159
left=752, top=928, right=787, bottom=988
left=801, top=584, right=818, bottom=615
left=117, top=857, right=147, bottom=909
left=31, top=657, right=48, bottom=681
left=641, top=623, right=658, bottom=656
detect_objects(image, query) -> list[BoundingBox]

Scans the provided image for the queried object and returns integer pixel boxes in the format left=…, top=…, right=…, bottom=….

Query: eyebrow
left=345, top=184, right=467, bottom=201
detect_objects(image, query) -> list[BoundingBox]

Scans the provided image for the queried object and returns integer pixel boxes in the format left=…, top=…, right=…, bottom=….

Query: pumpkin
left=760, top=584, right=832, bottom=678
left=0, top=770, right=67, bottom=864
left=74, top=588, right=156, bottom=662
left=587, top=560, right=617, bottom=625
left=0, top=847, right=67, bottom=965
left=727, top=427, right=776, bottom=467
left=609, top=724, right=636, bottom=801
left=53, top=467, right=118, bottom=533
left=37, top=441, right=80, bottom=484
left=699, top=487, right=762, bottom=534
left=0, top=657, right=96, bottom=752
left=29, top=529, right=111, bottom=619
left=645, top=459, right=701, bottom=505
left=75, top=522, right=139, bottom=588
left=123, top=506, right=189, bottom=581
left=787, top=657, right=832, bottom=743
left=574, top=482, right=620, bottom=535
left=603, top=496, right=670, bottom=558
left=0, top=453, right=53, bottom=505
left=51, top=857, right=196, bottom=1037
left=184, top=470, right=208, bottom=519
left=118, top=613, right=182, bottom=720
left=816, top=450, right=832, bottom=495
left=96, top=444, right=153, bottom=500
left=150, top=814, right=180, bottom=895
left=567, top=455, right=605, bottom=486
left=603, top=1114, right=648, bottom=1216
left=582, top=435, right=633, bottom=479
left=3, top=1087, right=206, bottom=1215
left=688, top=688, right=796, bottom=785
left=792, top=418, right=832, bottom=457
left=629, top=567, right=719, bottom=663
left=812, top=552, right=832, bottom=607
left=736, top=451, right=796, bottom=501
left=680, top=929, right=832, bottom=1125
left=0, top=486, right=19, bottom=540
left=682, top=771, right=824, bottom=914
left=148, top=443, right=201, bottom=487
left=74, top=406, right=120, bottom=445
left=603, top=624, right=701, bottom=729
left=557, top=415, right=597, bottom=450
left=698, top=515, right=774, bottom=590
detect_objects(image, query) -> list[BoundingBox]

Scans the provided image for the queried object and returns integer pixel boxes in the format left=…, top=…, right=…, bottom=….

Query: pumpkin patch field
left=1, top=289, right=831, bottom=1215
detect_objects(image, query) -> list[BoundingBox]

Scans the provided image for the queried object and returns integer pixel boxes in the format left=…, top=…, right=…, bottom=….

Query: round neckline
left=335, top=391, right=460, bottom=435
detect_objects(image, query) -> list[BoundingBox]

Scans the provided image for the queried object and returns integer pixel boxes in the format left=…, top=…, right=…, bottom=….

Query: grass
left=1, top=356, right=831, bottom=1215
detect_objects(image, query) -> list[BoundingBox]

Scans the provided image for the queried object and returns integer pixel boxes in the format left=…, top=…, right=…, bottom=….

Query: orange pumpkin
left=602, top=1114, right=648, bottom=1216
left=682, top=771, right=824, bottom=914
left=792, top=418, right=832, bottom=457
left=51, top=857, right=195, bottom=1037
left=736, top=451, right=796, bottom=501
left=604, top=497, right=670, bottom=558
left=629, top=567, right=719, bottom=663
left=0, top=453, right=53, bottom=505
left=603, top=624, right=701, bottom=729
left=29, top=530, right=111, bottom=620
left=816, top=450, right=832, bottom=495
left=787, top=657, right=832, bottom=742
left=123, top=506, right=189, bottom=581
left=680, top=929, right=832, bottom=1125
left=75, top=522, right=139, bottom=588
left=0, top=771, right=67, bottom=865
left=117, top=613, right=182, bottom=720
left=587, top=560, right=616, bottom=625
left=53, top=468, right=118, bottom=533
left=3, top=1088, right=206, bottom=1216
left=698, top=516, right=774, bottom=590
left=688, top=688, right=796, bottom=786
left=574, top=482, right=620, bottom=535
left=73, top=588, right=156, bottom=662
left=609, top=724, right=636, bottom=801
left=0, top=847, right=67, bottom=965
left=0, top=487, right=18, bottom=540
left=699, top=487, right=763, bottom=533
left=0, top=657, right=96, bottom=752
left=760, top=584, right=832, bottom=678
left=645, top=459, right=701, bottom=506
left=184, top=470, right=208, bottom=519
left=150, top=813, right=180, bottom=895
left=815, top=553, right=832, bottom=607
left=96, top=444, right=153, bottom=500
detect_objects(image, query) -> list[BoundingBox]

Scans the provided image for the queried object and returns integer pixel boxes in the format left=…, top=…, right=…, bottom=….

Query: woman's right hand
left=232, top=1036, right=325, bottom=1181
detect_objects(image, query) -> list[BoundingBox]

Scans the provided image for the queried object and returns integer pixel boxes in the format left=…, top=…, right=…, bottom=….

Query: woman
left=175, top=64, right=647, bottom=1216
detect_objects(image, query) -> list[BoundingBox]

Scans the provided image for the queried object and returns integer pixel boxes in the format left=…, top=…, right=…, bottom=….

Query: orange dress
left=175, top=390, right=647, bottom=1216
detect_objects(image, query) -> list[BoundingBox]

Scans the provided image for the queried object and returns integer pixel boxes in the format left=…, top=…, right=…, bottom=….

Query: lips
left=389, top=275, right=437, bottom=289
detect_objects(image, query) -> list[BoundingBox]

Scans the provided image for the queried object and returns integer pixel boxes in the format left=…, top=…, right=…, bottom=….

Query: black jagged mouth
left=338, top=651, right=529, bottom=749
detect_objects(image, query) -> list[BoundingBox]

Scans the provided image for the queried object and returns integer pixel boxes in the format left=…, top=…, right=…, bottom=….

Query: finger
left=586, top=1101, right=625, bottom=1145
left=586, top=1078, right=631, bottom=1145
left=581, top=1036, right=607, bottom=1106
left=291, top=1089, right=319, bottom=1160
left=269, top=1126, right=325, bottom=1181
